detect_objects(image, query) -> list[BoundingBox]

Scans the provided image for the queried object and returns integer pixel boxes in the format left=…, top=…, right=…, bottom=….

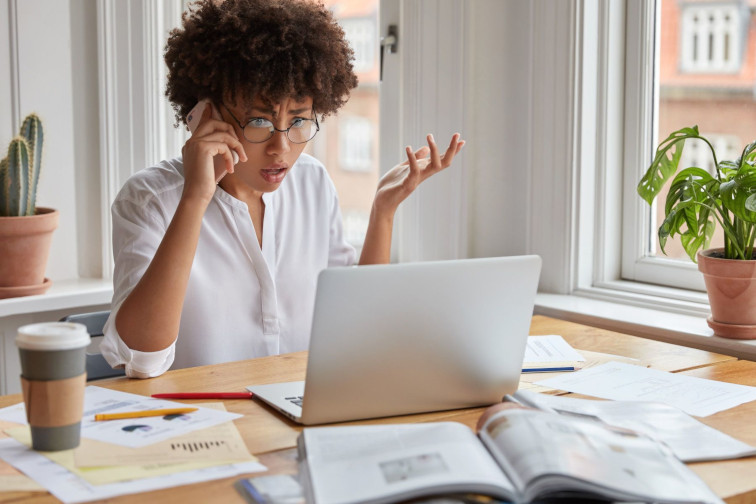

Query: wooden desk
left=0, top=315, right=752, bottom=503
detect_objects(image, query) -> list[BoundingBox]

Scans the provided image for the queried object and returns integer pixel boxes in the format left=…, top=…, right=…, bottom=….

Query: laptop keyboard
left=285, top=396, right=304, bottom=407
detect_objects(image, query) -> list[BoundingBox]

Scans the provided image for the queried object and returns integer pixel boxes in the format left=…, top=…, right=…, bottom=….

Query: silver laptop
left=247, top=255, right=541, bottom=425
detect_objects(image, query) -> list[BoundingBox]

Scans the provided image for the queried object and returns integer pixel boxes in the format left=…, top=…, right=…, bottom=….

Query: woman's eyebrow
left=250, top=106, right=312, bottom=117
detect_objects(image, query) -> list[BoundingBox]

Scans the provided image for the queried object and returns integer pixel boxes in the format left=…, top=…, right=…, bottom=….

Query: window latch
left=380, top=24, right=398, bottom=81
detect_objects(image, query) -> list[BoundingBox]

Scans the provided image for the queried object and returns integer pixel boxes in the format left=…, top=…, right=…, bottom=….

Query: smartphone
left=186, top=99, right=239, bottom=183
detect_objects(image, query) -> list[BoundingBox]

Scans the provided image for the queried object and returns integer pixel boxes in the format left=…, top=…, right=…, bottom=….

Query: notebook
left=247, top=255, right=542, bottom=425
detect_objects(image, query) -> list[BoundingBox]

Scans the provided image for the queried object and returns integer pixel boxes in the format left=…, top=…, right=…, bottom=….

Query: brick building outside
left=657, top=0, right=756, bottom=258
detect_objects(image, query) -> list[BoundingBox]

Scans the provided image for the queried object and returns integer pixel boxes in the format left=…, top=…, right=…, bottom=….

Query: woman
left=101, top=0, right=464, bottom=378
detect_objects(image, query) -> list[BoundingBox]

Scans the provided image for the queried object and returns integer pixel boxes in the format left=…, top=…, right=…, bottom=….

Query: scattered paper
left=0, top=419, right=44, bottom=491
left=73, top=403, right=254, bottom=467
left=6, top=425, right=246, bottom=485
left=0, top=402, right=27, bottom=425
left=524, top=335, right=585, bottom=364
left=534, top=361, right=756, bottom=417
left=0, top=386, right=243, bottom=448
left=0, top=437, right=265, bottom=504
left=514, top=389, right=756, bottom=462
left=519, top=350, right=644, bottom=394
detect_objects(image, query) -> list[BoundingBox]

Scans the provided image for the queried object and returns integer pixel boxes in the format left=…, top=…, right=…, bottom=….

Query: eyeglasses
left=222, top=104, right=319, bottom=144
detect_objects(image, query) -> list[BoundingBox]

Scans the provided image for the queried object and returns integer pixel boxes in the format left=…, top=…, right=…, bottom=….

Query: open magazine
left=297, top=408, right=723, bottom=504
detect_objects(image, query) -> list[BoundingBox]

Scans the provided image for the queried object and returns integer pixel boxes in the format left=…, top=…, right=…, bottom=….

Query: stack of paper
left=519, top=336, right=647, bottom=394
left=0, top=386, right=266, bottom=503
left=522, top=335, right=586, bottom=372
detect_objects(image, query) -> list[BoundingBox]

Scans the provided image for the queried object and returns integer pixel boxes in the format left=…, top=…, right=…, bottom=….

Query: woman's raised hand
left=180, top=104, right=247, bottom=204
left=373, top=133, right=465, bottom=215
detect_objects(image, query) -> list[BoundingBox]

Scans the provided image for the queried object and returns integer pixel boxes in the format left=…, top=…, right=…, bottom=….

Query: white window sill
left=0, top=278, right=113, bottom=318
left=535, top=293, right=756, bottom=361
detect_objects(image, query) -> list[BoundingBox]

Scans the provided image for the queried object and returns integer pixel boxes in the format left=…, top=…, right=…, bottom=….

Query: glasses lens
left=287, top=120, right=316, bottom=144
left=244, top=123, right=274, bottom=143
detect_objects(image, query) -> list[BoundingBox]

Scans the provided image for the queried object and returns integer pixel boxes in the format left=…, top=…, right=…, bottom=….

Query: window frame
left=534, top=0, right=712, bottom=316
left=98, top=0, right=188, bottom=278
left=618, top=0, right=710, bottom=297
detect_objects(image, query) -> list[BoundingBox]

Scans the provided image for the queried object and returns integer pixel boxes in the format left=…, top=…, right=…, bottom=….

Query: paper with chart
left=80, top=386, right=242, bottom=447
left=534, top=361, right=756, bottom=417
left=0, top=437, right=264, bottom=504
left=5, top=424, right=255, bottom=485
left=0, top=386, right=242, bottom=448
left=72, top=403, right=254, bottom=467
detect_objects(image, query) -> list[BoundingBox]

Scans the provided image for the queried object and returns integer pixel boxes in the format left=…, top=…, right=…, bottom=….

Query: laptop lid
left=258, top=255, right=540, bottom=425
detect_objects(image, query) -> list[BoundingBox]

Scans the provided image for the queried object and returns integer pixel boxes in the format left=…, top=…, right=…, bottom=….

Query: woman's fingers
left=428, top=134, right=442, bottom=169
left=403, top=133, right=465, bottom=176
left=441, top=133, right=462, bottom=165
left=195, top=131, right=247, bottom=164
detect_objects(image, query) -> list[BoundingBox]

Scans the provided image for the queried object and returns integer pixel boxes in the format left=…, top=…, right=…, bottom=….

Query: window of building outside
left=679, top=2, right=745, bottom=73
left=652, top=0, right=756, bottom=263
left=305, top=0, right=379, bottom=253
left=339, top=115, right=373, bottom=172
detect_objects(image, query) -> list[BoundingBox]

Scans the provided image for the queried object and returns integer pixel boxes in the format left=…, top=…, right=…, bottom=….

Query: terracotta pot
left=0, top=207, right=58, bottom=297
left=697, top=248, right=756, bottom=339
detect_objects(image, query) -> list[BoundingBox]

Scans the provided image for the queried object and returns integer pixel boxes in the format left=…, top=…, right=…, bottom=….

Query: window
left=304, top=0, right=380, bottom=252
left=622, top=0, right=756, bottom=282
left=339, top=17, right=377, bottom=73
left=679, top=3, right=744, bottom=73
left=339, top=115, right=373, bottom=172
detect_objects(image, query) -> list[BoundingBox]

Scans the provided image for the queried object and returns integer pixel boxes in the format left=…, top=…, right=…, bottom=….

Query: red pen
left=151, top=392, right=254, bottom=399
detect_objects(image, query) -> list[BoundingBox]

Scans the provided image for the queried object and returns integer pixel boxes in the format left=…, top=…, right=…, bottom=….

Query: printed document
left=534, top=361, right=756, bottom=417
left=513, top=390, right=756, bottom=462
left=0, top=437, right=264, bottom=504
left=0, top=386, right=242, bottom=448
left=523, top=335, right=585, bottom=364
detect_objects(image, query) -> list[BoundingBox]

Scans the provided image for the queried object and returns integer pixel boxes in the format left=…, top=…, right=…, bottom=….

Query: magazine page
left=513, top=389, right=756, bottom=462
left=301, top=422, right=517, bottom=504
left=478, top=409, right=723, bottom=504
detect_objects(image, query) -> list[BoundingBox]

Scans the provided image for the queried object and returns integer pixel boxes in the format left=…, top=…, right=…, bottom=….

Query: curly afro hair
left=165, top=0, right=358, bottom=126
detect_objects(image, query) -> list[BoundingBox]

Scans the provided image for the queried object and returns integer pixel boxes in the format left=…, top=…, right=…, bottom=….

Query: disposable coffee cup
left=16, top=322, right=90, bottom=451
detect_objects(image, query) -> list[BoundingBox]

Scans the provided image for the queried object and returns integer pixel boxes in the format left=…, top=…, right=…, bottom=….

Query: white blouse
left=101, top=154, right=356, bottom=378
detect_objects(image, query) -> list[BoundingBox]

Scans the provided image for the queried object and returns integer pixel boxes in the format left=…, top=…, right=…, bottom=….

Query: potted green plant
left=638, top=125, right=756, bottom=339
left=0, top=113, right=58, bottom=298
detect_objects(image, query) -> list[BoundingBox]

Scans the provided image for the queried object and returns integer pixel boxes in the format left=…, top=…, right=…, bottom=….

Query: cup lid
left=16, top=322, right=91, bottom=351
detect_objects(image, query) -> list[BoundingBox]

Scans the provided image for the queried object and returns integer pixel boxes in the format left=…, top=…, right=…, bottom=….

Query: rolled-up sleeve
left=101, top=181, right=179, bottom=378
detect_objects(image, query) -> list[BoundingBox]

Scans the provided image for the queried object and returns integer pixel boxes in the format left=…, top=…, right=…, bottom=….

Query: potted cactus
left=0, top=113, right=58, bottom=298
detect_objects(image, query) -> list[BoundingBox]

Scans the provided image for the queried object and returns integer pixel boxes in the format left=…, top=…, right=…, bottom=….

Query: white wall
left=0, top=0, right=102, bottom=281
left=466, top=0, right=532, bottom=258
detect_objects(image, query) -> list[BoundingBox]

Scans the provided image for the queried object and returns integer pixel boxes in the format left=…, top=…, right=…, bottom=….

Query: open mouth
left=261, top=166, right=288, bottom=183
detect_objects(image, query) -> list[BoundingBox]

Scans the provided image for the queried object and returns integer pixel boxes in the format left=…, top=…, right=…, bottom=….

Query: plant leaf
left=659, top=168, right=719, bottom=259
left=746, top=193, right=756, bottom=213
left=658, top=200, right=701, bottom=255
left=637, top=126, right=703, bottom=205
left=720, top=169, right=756, bottom=223
left=740, top=139, right=756, bottom=165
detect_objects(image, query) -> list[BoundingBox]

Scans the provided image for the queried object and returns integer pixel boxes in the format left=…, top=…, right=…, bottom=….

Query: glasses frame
left=222, top=104, right=320, bottom=144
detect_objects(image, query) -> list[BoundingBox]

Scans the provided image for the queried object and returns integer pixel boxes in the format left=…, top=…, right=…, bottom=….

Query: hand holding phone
left=186, top=99, right=240, bottom=183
